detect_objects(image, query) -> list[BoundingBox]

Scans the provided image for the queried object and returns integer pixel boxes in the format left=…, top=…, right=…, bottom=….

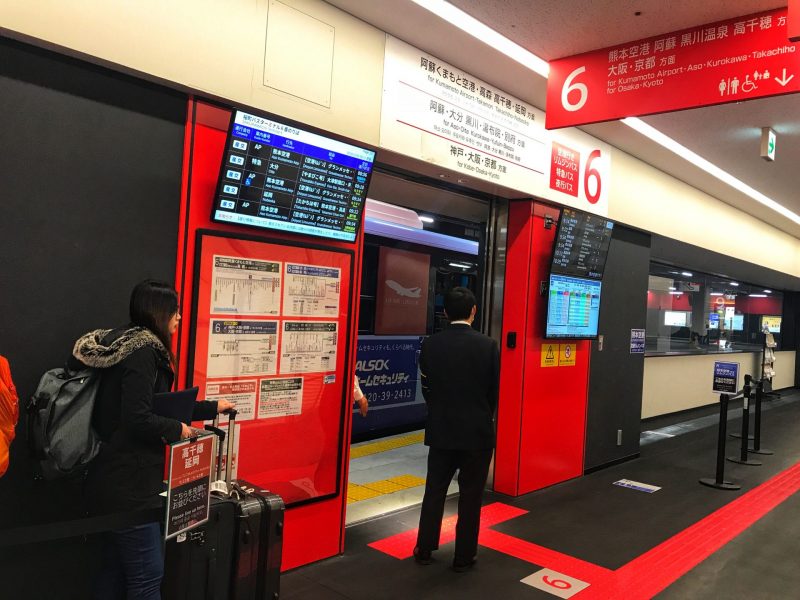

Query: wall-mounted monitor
left=545, top=274, right=602, bottom=339
left=211, top=109, right=376, bottom=242
left=664, top=310, right=690, bottom=327
left=761, top=315, right=782, bottom=333
left=551, top=208, right=614, bottom=280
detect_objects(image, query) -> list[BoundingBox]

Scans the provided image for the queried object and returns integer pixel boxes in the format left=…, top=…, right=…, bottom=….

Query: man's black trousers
left=416, top=446, right=493, bottom=561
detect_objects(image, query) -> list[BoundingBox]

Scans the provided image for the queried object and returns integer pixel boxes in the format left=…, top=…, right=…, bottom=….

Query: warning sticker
left=541, top=344, right=559, bottom=367
left=559, top=344, right=576, bottom=367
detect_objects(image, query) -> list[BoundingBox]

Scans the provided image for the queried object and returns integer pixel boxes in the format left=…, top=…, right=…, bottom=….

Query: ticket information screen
left=212, top=110, right=376, bottom=242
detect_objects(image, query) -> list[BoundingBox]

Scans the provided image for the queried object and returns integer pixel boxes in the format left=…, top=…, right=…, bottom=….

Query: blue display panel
left=545, top=274, right=602, bottom=339
left=211, top=110, right=376, bottom=242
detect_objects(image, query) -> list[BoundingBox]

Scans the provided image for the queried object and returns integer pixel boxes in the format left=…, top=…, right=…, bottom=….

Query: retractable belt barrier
left=749, top=378, right=774, bottom=456
left=727, top=375, right=762, bottom=467
left=701, top=373, right=776, bottom=491
left=699, top=387, right=744, bottom=491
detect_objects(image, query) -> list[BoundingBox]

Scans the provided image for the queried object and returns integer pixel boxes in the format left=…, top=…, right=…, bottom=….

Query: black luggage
left=163, top=410, right=285, bottom=600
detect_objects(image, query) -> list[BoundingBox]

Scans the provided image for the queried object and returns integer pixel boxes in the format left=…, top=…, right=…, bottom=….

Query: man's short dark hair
left=444, top=287, right=477, bottom=321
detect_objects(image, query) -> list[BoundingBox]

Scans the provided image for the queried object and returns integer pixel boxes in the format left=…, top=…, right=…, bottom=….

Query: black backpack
left=27, top=365, right=102, bottom=479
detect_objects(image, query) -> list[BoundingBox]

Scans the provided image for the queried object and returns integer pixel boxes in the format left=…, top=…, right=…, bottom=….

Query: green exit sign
left=760, top=127, right=776, bottom=161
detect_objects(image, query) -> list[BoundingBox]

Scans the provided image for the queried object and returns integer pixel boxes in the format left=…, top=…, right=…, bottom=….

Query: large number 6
left=542, top=575, right=572, bottom=590
left=561, top=66, right=588, bottom=112
left=583, top=149, right=602, bottom=204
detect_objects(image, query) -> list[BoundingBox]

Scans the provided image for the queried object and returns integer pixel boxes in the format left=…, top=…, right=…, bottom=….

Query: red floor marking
left=576, top=460, right=800, bottom=599
left=479, top=529, right=613, bottom=584
left=368, top=460, right=800, bottom=598
left=367, top=502, right=527, bottom=559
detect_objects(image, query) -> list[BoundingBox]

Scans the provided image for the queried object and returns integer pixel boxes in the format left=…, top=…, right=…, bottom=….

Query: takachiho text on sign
left=546, top=8, right=799, bottom=129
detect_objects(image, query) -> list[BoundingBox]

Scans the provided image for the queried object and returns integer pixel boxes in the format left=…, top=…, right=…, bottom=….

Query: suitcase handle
left=224, top=410, right=238, bottom=490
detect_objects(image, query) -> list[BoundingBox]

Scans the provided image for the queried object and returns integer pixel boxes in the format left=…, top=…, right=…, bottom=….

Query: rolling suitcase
left=163, top=410, right=284, bottom=600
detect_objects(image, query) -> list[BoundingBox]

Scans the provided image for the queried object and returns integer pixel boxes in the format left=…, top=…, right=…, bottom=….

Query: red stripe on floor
left=575, top=460, right=800, bottom=599
left=479, top=529, right=613, bottom=584
left=369, top=460, right=800, bottom=597
left=367, top=502, right=527, bottom=559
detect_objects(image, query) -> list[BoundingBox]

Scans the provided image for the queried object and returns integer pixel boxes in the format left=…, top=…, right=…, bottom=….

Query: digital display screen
left=762, top=315, right=782, bottom=333
left=545, top=274, right=602, bottom=339
left=732, top=314, right=744, bottom=331
left=551, top=208, right=614, bottom=279
left=211, top=110, right=376, bottom=242
left=664, top=311, right=690, bottom=327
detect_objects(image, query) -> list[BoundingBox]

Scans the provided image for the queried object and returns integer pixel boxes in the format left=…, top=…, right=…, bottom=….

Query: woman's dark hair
left=444, top=287, right=477, bottom=321
left=129, top=280, right=179, bottom=362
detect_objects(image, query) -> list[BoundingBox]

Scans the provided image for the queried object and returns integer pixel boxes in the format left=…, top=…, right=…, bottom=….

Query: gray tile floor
left=346, top=393, right=800, bottom=525
left=346, top=431, right=458, bottom=525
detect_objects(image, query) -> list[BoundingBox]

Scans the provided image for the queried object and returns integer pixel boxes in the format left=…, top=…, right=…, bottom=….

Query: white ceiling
left=326, top=0, right=800, bottom=237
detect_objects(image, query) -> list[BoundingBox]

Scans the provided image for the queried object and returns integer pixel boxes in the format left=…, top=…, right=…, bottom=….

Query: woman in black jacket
left=73, top=280, right=233, bottom=600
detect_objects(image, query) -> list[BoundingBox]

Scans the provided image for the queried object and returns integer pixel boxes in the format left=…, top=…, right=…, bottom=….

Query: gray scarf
left=72, top=327, right=170, bottom=369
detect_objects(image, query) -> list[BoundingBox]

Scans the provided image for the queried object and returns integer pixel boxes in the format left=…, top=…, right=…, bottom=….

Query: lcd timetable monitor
left=211, top=109, right=376, bottom=243
left=544, top=208, right=613, bottom=339
left=545, top=274, right=602, bottom=339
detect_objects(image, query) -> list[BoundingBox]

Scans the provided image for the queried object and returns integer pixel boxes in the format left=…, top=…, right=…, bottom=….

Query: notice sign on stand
left=712, top=361, right=739, bottom=394
left=165, top=434, right=215, bottom=540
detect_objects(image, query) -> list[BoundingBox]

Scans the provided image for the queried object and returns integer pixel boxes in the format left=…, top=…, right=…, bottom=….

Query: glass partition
left=646, top=262, right=782, bottom=355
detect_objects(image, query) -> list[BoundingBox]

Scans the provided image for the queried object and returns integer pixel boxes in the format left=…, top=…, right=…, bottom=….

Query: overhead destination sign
left=546, top=8, right=799, bottom=129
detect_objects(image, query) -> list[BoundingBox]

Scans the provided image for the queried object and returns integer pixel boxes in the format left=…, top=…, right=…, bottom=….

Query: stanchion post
left=727, top=375, right=762, bottom=466
left=750, top=378, right=774, bottom=455
left=699, top=392, right=740, bottom=490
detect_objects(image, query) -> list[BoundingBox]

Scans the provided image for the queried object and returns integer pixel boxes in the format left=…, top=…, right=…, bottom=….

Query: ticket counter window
left=645, top=263, right=782, bottom=355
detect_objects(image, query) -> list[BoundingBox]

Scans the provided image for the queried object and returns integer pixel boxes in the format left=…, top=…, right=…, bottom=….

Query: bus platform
left=284, top=390, right=800, bottom=599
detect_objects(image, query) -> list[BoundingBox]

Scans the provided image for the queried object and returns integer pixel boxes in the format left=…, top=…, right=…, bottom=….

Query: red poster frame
left=187, top=229, right=354, bottom=508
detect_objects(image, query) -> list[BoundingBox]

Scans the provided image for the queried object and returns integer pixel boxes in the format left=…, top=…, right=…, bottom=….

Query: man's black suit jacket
left=419, top=323, right=500, bottom=450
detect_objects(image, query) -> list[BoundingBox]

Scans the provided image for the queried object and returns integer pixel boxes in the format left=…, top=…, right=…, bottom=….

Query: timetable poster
left=283, top=263, right=341, bottom=317
left=280, top=321, right=338, bottom=374
left=211, top=255, right=281, bottom=316
left=190, top=232, right=354, bottom=506
left=206, top=320, right=278, bottom=378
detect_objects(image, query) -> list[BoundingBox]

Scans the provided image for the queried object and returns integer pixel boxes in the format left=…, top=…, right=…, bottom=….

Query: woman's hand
left=180, top=423, right=193, bottom=440
left=217, top=400, right=236, bottom=414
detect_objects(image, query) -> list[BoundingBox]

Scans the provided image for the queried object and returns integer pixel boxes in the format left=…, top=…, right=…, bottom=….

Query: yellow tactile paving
left=349, top=431, right=425, bottom=459
left=387, top=474, right=426, bottom=488
left=346, top=473, right=427, bottom=504
left=362, top=479, right=406, bottom=494
left=347, top=483, right=382, bottom=502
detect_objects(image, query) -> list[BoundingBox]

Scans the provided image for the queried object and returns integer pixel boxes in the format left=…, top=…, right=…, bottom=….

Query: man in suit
left=414, top=287, right=500, bottom=572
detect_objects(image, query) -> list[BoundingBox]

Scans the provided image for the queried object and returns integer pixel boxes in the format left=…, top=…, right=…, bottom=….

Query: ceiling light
left=710, top=292, right=723, bottom=296
left=764, top=290, right=772, bottom=293
left=749, top=294, right=767, bottom=297
left=669, top=291, right=682, bottom=295
left=419, top=216, right=435, bottom=223
left=409, top=0, right=550, bottom=76
left=681, top=271, right=693, bottom=277
left=668, top=286, right=676, bottom=291
left=622, top=117, right=800, bottom=226
left=730, top=282, right=739, bottom=286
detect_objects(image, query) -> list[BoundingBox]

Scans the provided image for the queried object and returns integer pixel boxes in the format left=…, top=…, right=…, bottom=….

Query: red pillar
left=494, top=200, right=590, bottom=496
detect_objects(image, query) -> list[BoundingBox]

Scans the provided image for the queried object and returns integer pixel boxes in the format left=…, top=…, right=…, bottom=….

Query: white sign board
left=381, top=36, right=612, bottom=216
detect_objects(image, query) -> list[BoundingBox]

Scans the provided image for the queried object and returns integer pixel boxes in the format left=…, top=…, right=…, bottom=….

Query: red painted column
left=173, top=100, right=363, bottom=570
left=495, top=200, right=590, bottom=496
